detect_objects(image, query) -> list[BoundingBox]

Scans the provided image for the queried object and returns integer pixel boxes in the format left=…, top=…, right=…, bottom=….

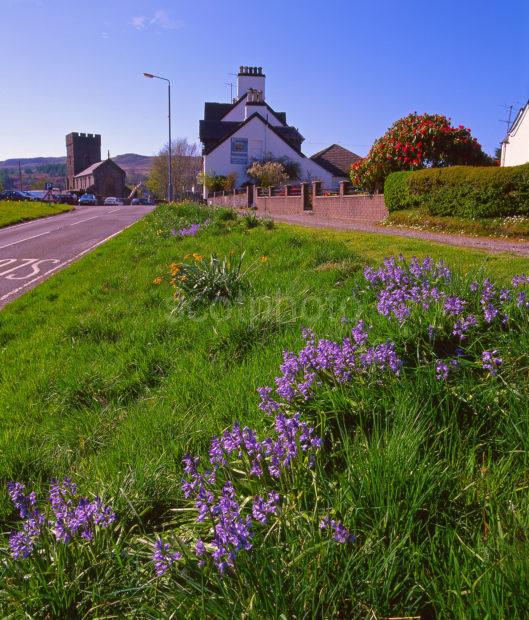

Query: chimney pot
left=239, top=65, right=244, bottom=73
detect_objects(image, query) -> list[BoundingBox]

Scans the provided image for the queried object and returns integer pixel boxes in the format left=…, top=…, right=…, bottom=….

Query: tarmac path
left=0, top=204, right=154, bottom=309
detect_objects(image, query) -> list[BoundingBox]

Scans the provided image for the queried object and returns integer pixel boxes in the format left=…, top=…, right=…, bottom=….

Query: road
left=0, top=204, right=154, bottom=309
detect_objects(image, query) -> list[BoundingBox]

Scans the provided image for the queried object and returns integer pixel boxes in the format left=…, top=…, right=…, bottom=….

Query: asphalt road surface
left=0, top=204, right=154, bottom=309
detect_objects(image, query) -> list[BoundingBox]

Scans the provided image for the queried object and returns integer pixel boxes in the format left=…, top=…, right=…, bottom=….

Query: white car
left=104, top=197, right=122, bottom=206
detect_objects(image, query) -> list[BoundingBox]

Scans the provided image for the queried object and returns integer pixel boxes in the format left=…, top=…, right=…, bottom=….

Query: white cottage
left=501, top=100, right=529, bottom=166
left=199, top=66, right=354, bottom=197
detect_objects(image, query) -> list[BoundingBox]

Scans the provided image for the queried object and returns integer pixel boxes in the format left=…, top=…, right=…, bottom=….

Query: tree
left=350, top=113, right=493, bottom=192
left=246, top=160, right=289, bottom=188
left=147, top=138, right=202, bottom=199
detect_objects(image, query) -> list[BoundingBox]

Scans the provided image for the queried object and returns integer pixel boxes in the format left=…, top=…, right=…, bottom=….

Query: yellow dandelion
left=153, top=276, right=163, bottom=285
left=179, top=275, right=188, bottom=282
left=193, top=253, right=203, bottom=261
left=260, top=255, right=269, bottom=262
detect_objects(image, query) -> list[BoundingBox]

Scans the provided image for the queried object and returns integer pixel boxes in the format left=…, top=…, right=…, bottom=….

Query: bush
left=246, top=161, right=288, bottom=188
left=384, top=163, right=529, bottom=218
left=383, top=171, right=415, bottom=212
left=351, top=113, right=492, bottom=192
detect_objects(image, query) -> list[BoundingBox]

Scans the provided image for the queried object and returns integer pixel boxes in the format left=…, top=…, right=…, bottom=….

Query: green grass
left=0, top=200, right=74, bottom=228
left=1, top=203, right=529, bottom=617
left=385, top=207, right=529, bottom=239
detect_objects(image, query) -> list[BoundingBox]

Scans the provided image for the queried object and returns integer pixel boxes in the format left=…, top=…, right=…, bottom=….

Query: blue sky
left=1, top=0, right=528, bottom=160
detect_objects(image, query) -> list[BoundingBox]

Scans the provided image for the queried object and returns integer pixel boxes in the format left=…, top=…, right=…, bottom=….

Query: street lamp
left=143, top=72, right=173, bottom=202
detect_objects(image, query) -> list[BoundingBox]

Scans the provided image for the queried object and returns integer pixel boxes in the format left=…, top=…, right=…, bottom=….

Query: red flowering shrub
left=351, top=113, right=492, bottom=192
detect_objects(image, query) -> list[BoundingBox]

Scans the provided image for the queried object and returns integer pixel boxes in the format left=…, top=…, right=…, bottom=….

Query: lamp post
left=143, top=72, right=173, bottom=202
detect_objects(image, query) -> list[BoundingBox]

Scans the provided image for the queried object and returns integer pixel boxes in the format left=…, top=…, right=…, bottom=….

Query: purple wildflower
left=252, top=492, right=280, bottom=524
left=153, top=538, right=182, bottom=576
left=365, top=256, right=451, bottom=324
left=171, top=223, right=203, bottom=237
left=512, top=275, right=529, bottom=288
left=319, top=516, right=355, bottom=544
left=435, top=358, right=458, bottom=381
left=482, top=350, right=502, bottom=376
left=7, top=479, right=115, bottom=561
left=443, top=296, right=467, bottom=317
left=7, top=482, right=37, bottom=519
left=257, top=386, right=281, bottom=415
left=48, top=479, right=115, bottom=544
left=516, top=291, right=529, bottom=308
left=452, top=314, right=477, bottom=339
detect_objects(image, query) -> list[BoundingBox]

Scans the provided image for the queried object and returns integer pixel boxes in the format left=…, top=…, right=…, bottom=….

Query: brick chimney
left=237, top=66, right=265, bottom=100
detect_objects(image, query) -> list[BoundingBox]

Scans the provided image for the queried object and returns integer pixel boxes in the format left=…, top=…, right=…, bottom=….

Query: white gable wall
left=222, top=98, right=247, bottom=122
left=502, top=105, right=529, bottom=166
left=203, top=116, right=333, bottom=197
left=221, top=97, right=284, bottom=126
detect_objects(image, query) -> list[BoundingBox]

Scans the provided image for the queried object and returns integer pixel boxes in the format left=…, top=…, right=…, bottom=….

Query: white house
left=199, top=66, right=359, bottom=197
left=501, top=100, right=529, bottom=166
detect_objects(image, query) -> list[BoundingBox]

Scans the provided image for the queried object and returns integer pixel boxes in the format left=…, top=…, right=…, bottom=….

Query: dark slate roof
left=200, top=120, right=240, bottom=144
left=201, top=112, right=305, bottom=156
left=200, top=117, right=303, bottom=155
left=204, top=97, right=287, bottom=125
left=74, top=158, right=125, bottom=178
left=309, top=144, right=362, bottom=177
left=204, top=102, right=234, bottom=122
left=201, top=95, right=291, bottom=152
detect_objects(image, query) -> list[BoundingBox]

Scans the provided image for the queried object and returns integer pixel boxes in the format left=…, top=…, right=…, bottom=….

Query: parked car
left=131, top=198, right=140, bottom=205
left=55, top=194, right=77, bottom=205
left=22, top=191, right=40, bottom=201
left=78, top=194, right=97, bottom=206
left=0, top=190, right=33, bottom=201
left=103, top=197, right=122, bottom=206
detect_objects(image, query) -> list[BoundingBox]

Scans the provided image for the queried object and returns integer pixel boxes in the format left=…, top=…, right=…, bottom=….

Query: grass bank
left=1, top=203, right=529, bottom=617
left=384, top=207, right=529, bottom=239
left=0, top=200, right=73, bottom=228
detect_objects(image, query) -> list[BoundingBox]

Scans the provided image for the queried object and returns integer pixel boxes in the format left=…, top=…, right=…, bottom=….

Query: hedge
left=383, top=171, right=415, bottom=212
left=384, top=163, right=529, bottom=217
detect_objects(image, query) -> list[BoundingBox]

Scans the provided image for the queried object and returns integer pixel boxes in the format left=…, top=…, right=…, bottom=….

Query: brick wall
left=312, top=194, right=387, bottom=221
left=255, top=195, right=305, bottom=215
left=206, top=182, right=388, bottom=223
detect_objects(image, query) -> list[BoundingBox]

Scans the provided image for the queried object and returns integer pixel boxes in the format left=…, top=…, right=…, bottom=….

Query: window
left=230, top=138, right=248, bottom=165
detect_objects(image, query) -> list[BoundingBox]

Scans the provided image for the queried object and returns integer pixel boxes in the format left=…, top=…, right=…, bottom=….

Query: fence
left=207, top=182, right=388, bottom=223
left=207, top=186, right=253, bottom=208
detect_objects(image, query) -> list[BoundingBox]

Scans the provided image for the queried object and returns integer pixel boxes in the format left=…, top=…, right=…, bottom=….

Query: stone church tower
left=66, top=132, right=101, bottom=190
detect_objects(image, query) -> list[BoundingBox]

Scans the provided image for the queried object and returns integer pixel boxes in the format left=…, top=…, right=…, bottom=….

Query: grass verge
left=1, top=203, right=529, bottom=617
left=0, top=200, right=74, bottom=228
left=384, top=207, right=529, bottom=239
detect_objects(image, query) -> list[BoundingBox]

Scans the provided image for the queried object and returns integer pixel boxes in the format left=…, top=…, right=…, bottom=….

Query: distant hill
left=0, top=154, right=154, bottom=189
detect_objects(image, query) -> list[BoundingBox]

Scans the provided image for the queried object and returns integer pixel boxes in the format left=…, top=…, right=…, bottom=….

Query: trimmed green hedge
left=384, top=163, right=529, bottom=217
left=383, top=171, right=415, bottom=212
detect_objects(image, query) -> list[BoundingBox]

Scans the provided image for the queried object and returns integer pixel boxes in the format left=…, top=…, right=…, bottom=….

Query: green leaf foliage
left=384, top=163, right=529, bottom=218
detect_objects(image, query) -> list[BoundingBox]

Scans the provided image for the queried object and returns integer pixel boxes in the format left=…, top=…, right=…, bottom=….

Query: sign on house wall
left=230, top=138, right=248, bottom=165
